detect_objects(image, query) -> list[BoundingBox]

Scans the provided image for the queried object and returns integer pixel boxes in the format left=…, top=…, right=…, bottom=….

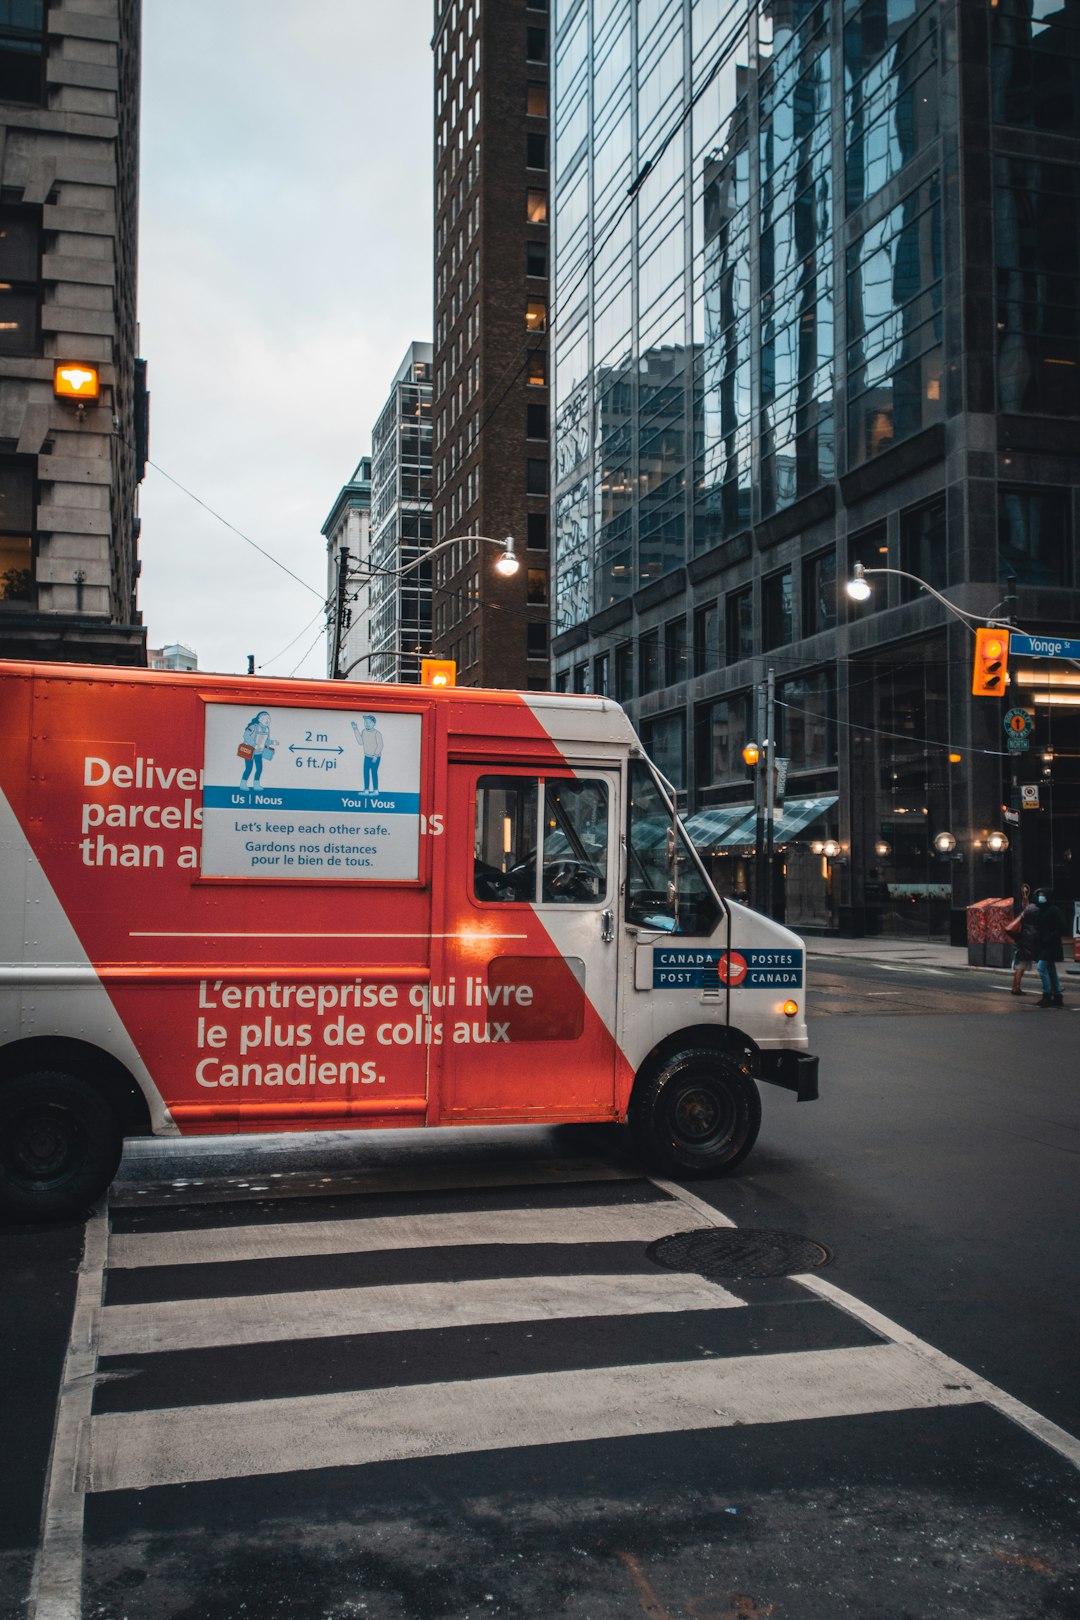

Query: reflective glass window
left=998, top=487, right=1072, bottom=587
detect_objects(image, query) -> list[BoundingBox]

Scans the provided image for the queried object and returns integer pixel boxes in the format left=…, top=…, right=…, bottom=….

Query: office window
left=526, top=240, right=548, bottom=277
left=763, top=571, right=793, bottom=650
left=900, top=498, right=947, bottom=599
left=526, top=298, right=547, bottom=331
left=0, top=207, right=40, bottom=355
left=527, top=350, right=547, bottom=386
left=527, top=82, right=548, bottom=117
left=780, top=669, right=837, bottom=769
left=0, top=0, right=44, bottom=103
left=802, top=550, right=837, bottom=637
left=526, top=132, right=547, bottom=169
left=527, top=621, right=548, bottom=658
left=526, top=402, right=547, bottom=439
left=664, top=615, right=687, bottom=686
left=0, top=456, right=34, bottom=602
left=693, top=601, right=721, bottom=674
left=639, top=628, right=661, bottom=695
left=594, top=651, right=610, bottom=695
left=849, top=524, right=890, bottom=613
left=725, top=586, right=753, bottom=664
left=527, top=567, right=548, bottom=604
left=999, top=487, right=1072, bottom=587
left=614, top=641, right=634, bottom=701
left=527, top=512, right=548, bottom=548
left=695, top=692, right=754, bottom=786
left=527, top=189, right=548, bottom=224
left=642, top=713, right=686, bottom=792
left=527, top=457, right=547, bottom=494
left=526, top=26, right=547, bottom=61
left=573, top=662, right=589, bottom=693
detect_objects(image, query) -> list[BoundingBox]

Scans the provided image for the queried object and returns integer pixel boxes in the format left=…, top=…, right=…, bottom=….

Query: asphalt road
left=2, top=955, right=1078, bottom=1620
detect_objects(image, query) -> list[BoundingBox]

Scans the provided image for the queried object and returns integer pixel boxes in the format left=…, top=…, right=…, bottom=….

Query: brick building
left=431, top=0, right=551, bottom=690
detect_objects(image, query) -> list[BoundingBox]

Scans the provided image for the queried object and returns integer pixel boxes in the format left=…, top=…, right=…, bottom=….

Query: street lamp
left=844, top=562, right=1011, bottom=628
left=332, top=534, right=519, bottom=678
left=933, top=831, right=957, bottom=855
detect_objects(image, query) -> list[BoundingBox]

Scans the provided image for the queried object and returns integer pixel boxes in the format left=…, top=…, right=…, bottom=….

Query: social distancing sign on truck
left=201, top=703, right=423, bottom=880
left=0, top=660, right=818, bottom=1219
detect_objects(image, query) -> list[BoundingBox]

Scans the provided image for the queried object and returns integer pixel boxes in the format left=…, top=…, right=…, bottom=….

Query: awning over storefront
left=683, top=795, right=838, bottom=852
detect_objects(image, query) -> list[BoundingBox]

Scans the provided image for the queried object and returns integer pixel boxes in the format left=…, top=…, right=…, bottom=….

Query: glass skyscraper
left=550, top=0, right=1080, bottom=938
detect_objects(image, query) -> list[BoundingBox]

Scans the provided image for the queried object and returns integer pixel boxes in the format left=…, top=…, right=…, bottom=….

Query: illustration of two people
left=238, top=711, right=277, bottom=785
left=350, top=714, right=384, bottom=791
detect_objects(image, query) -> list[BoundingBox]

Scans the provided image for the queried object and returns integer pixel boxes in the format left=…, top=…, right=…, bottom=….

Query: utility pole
left=753, top=679, right=766, bottom=911
left=764, top=666, right=776, bottom=919
left=330, top=547, right=350, bottom=680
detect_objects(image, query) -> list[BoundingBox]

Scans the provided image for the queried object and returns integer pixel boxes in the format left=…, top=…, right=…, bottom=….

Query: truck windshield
left=625, top=759, right=722, bottom=936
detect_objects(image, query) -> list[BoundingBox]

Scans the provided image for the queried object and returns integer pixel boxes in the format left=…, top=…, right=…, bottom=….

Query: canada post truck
left=0, top=660, right=819, bottom=1219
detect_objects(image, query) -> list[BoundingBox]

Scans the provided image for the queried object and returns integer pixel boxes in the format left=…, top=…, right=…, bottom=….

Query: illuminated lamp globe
left=933, top=831, right=957, bottom=854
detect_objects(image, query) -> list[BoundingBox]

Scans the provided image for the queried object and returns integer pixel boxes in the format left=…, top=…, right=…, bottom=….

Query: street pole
left=753, top=679, right=766, bottom=911
left=764, top=666, right=776, bottom=919
left=330, top=546, right=350, bottom=680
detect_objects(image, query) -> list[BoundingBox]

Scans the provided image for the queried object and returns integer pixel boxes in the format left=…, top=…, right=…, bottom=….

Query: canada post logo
left=652, top=947, right=803, bottom=990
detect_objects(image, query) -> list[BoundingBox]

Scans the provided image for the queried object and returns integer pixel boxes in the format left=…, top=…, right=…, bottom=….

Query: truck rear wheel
left=630, top=1048, right=761, bottom=1177
left=0, top=1071, right=122, bottom=1222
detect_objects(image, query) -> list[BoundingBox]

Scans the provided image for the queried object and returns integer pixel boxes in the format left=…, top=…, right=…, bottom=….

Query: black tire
left=629, top=1047, right=761, bottom=1177
left=0, top=1070, right=122, bottom=1221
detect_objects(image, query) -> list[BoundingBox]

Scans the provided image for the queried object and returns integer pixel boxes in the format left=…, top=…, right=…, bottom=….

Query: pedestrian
left=1031, top=886, right=1066, bottom=1008
left=1009, top=883, right=1037, bottom=995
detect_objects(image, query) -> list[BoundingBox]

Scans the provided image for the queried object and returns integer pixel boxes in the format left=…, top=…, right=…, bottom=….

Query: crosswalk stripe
left=88, top=1342, right=983, bottom=1493
left=106, top=1201, right=693, bottom=1270
left=98, top=1271, right=745, bottom=1355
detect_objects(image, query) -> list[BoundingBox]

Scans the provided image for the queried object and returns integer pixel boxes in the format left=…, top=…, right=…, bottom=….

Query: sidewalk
left=803, top=933, right=1080, bottom=973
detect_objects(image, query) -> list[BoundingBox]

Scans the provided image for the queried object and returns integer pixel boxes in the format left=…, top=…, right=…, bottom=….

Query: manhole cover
left=647, top=1227, right=831, bottom=1280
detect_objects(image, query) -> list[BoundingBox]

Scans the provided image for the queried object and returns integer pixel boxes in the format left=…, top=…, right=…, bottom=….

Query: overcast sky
left=136, top=1, right=434, bottom=678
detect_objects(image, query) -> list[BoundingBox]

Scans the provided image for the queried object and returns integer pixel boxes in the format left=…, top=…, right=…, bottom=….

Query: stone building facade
left=0, top=0, right=146, bottom=665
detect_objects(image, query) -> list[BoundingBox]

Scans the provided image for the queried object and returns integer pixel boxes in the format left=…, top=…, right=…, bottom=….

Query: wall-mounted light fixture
left=53, top=361, right=100, bottom=403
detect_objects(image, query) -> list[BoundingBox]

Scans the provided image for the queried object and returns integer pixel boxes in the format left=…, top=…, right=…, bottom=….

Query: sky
left=136, top=2, right=434, bottom=679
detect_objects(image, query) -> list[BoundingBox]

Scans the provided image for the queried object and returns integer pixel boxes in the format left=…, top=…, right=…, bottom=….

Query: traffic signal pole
left=765, top=667, right=776, bottom=918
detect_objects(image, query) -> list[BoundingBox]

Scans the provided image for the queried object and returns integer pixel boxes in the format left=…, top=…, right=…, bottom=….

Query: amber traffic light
left=971, top=628, right=1010, bottom=697
left=421, top=659, right=457, bottom=688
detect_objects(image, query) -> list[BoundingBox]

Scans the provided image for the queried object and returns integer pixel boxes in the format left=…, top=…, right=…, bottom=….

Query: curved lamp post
left=333, top=534, right=519, bottom=679
left=844, top=562, right=1012, bottom=628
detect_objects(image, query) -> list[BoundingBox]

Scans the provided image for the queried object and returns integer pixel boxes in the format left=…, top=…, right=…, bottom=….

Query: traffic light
left=421, top=658, right=456, bottom=688
left=972, top=628, right=1009, bottom=696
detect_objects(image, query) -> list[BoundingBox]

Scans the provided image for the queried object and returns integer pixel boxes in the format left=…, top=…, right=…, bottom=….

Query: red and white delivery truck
left=0, top=660, right=818, bottom=1219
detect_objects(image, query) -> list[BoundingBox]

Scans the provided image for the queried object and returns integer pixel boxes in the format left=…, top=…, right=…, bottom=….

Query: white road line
left=98, top=1271, right=745, bottom=1356
left=654, top=1180, right=1080, bottom=1476
left=88, top=1342, right=981, bottom=1493
left=28, top=1203, right=108, bottom=1620
left=107, top=1201, right=695, bottom=1270
left=796, top=1273, right=1080, bottom=1473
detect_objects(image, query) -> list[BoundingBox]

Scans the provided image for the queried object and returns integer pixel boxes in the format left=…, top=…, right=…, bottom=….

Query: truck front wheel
left=630, top=1048, right=761, bottom=1177
left=0, top=1071, right=123, bottom=1222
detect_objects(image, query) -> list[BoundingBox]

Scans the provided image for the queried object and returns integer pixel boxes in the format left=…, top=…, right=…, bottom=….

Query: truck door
left=438, top=763, right=623, bottom=1121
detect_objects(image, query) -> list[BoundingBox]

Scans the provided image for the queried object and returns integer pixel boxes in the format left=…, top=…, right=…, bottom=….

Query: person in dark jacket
left=1010, top=884, right=1038, bottom=995
left=1031, top=887, right=1066, bottom=1007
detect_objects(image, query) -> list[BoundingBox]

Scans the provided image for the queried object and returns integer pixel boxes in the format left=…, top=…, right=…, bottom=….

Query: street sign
left=1009, top=632, right=1080, bottom=662
left=1007, top=735, right=1030, bottom=754
left=1004, top=707, right=1033, bottom=737
left=1021, top=784, right=1040, bottom=810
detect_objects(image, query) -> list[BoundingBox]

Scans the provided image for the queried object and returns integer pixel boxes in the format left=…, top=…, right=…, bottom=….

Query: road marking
left=99, top=1271, right=745, bottom=1355
left=28, top=1203, right=108, bottom=1620
left=87, top=1342, right=982, bottom=1492
left=796, top=1273, right=1080, bottom=1473
left=107, top=1200, right=695, bottom=1270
